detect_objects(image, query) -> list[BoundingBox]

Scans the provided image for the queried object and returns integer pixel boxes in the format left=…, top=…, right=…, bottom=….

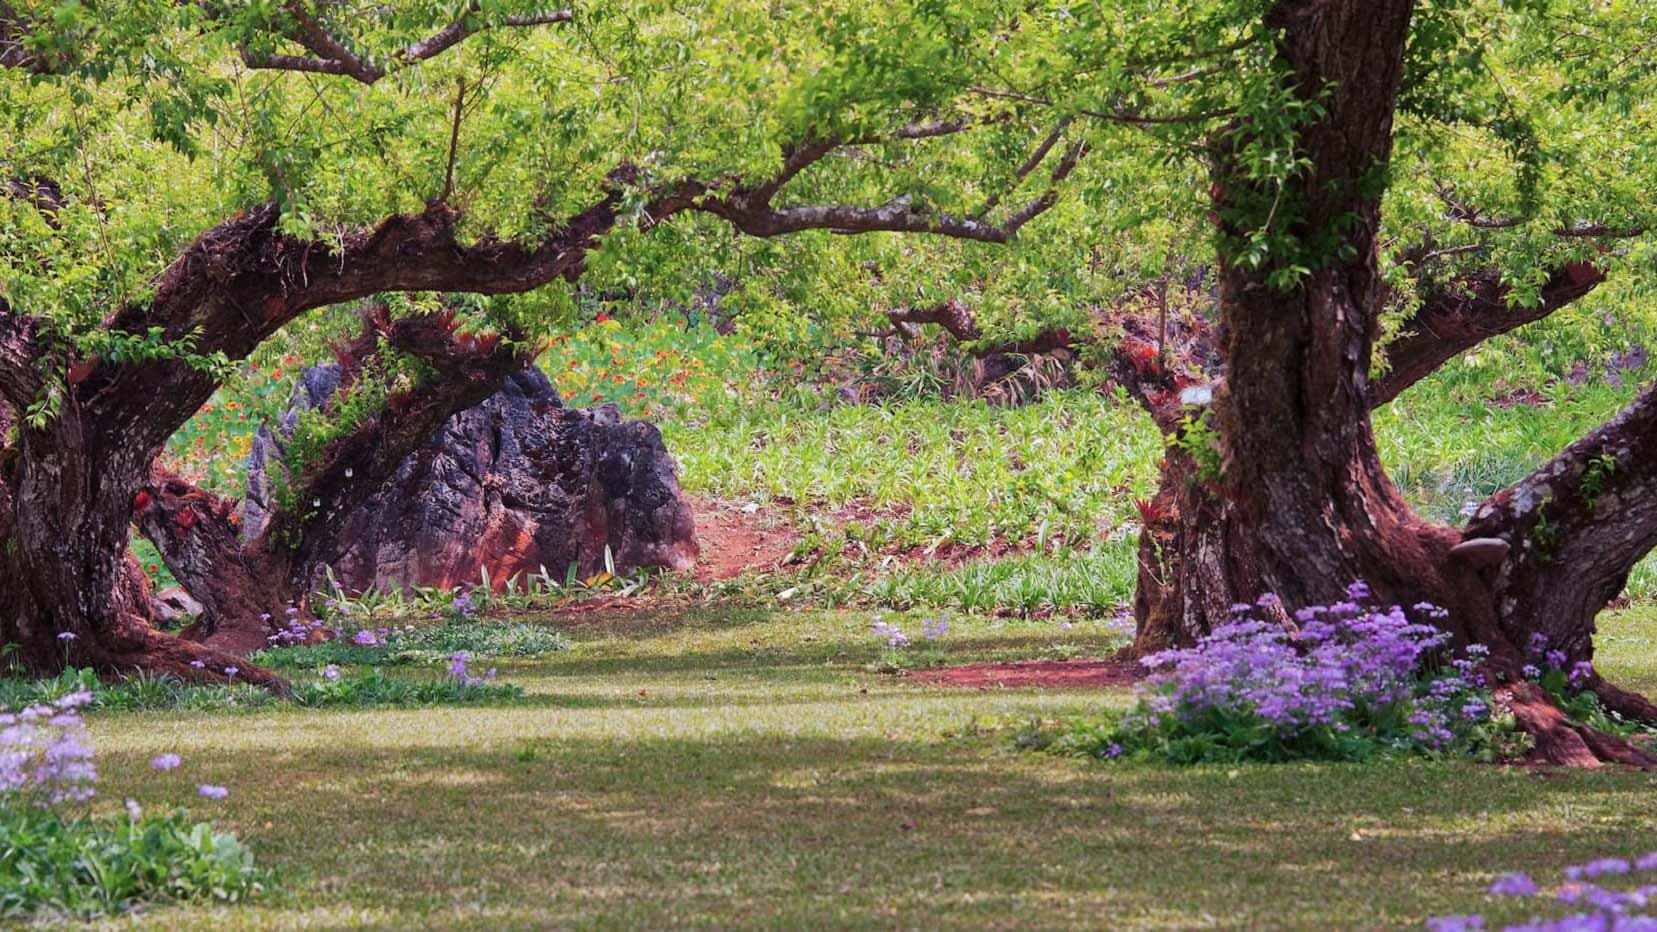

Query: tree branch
left=1435, top=185, right=1648, bottom=239
left=254, top=308, right=533, bottom=555
left=1464, top=378, right=1657, bottom=659
left=977, top=120, right=1070, bottom=218
left=1372, top=262, right=1607, bottom=406
left=702, top=127, right=1083, bottom=243
left=242, top=2, right=573, bottom=85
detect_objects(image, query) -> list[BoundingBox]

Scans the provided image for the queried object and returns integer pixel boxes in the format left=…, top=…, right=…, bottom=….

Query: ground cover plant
left=1038, top=586, right=1516, bottom=765
left=0, top=690, right=271, bottom=919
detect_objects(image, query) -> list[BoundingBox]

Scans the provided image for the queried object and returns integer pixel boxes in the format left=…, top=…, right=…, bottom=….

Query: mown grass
left=81, top=607, right=1657, bottom=930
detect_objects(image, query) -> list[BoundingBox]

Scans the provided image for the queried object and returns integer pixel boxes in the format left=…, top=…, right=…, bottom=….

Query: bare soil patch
left=689, top=496, right=803, bottom=581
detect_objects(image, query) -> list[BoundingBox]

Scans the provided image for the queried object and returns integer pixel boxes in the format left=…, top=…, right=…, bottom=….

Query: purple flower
left=1566, top=858, right=1631, bottom=880
left=1546, top=649, right=1568, bottom=671
left=1489, top=872, right=1539, bottom=896
left=125, top=799, right=142, bottom=820
left=150, top=754, right=182, bottom=771
left=1569, top=661, right=1594, bottom=688
left=197, top=784, right=228, bottom=799
left=190, top=660, right=206, bottom=669
left=1637, top=851, right=1657, bottom=872
left=1346, top=580, right=1372, bottom=600
left=222, top=666, right=239, bottom=679
left=56, top=631, right=77, bottom=641
left=351, top=629, right=379, bottom=646
left=1103, top=743, right=1123, bottom=759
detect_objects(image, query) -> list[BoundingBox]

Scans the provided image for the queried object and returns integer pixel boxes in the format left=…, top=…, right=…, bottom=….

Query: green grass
left=77, top=607, right=1657, bottom=929
left=668, top=391, right=1164, bottom=550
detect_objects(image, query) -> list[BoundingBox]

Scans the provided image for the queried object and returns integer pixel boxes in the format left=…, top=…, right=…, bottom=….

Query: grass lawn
left=84, top=607, right=1657, bottom=930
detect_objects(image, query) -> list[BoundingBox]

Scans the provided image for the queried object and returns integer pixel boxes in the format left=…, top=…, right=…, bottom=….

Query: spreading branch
left=1465, top=377, right=1657, bottom=661
left=241, top=2, right=573, bottom=85
left=1435, top=185, right=1649, bottom=239
left=1372, top=262, right=1607, bottom=406
left=698, top=127, right=1084, bottom=244
left=967, top=86, right=1235, bottom=128
left=256, top=308, right=532, bottom=554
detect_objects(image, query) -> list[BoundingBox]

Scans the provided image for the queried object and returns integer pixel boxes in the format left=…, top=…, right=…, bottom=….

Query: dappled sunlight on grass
left=76, top=608, right=1657, bottom=929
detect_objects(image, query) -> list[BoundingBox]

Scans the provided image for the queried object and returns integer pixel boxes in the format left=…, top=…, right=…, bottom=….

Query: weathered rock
left=245, top=367, right=698, bottom=595
left=153, top=586, right=204, bottom=626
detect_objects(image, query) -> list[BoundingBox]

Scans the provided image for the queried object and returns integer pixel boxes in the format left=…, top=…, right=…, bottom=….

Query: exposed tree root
left=1591, top=677, right=1657, bottom=724
left=1504, top=682, right=1654, bottom=768
left=88, top=615, right=291, bottom=696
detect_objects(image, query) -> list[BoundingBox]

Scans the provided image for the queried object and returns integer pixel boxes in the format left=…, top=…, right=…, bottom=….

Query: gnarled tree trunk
left=1124, top=0, right=1653, bottom=766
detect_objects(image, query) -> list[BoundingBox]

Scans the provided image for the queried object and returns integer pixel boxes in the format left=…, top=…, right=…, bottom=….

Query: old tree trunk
left=1126, top=1, right=1655, bottom=765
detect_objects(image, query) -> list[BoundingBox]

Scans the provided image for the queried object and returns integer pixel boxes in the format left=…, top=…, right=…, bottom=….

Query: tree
left=0, top=0, right=1085, bottom=683
left=794, top=0, right=1657, bottom=763
left=1110, top=0, right=1657, bottom=764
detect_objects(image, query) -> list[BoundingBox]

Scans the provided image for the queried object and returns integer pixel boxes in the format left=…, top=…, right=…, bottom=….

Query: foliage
left=0, top=688, right=270, bottom=919
left=1043, top=586, right=1511, bottom=764
left=0, top=807, right=270, bottom=920
left=291, top=667, right=524, bottom=708
left=0, top=664, right=525, bottom=713
left=671, top=389, right=1162, bottom=551
left=256, top=621, right=569, bottom=669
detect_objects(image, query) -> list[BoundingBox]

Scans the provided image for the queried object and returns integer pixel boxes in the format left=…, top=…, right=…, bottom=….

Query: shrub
left=255, top=621, right=569, bottom=670
left=0, top=692, right=270, bottom=919
left=0, top=808, right=270, bottom=919
left=1048, top=585, right=1507, bottom=764
left=291, top=667, right=524, bottom=707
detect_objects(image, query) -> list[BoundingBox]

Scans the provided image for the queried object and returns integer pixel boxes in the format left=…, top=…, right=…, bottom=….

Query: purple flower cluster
left=1521, top=633, right=1600, bottom=694
left=1430, top=851, right=1657, bottom=930
left=872, top=618, right=910, bottom=648
left=0, top=691, right=97, bottom=808
left=922, top=617, right=951, bottom=640
left=447, top=652, right=496, bottom=688
left=266, top=604, right=326, bottom=646
left=452, top=588, right=479, bottom=621
left=1127, top=584, right=1489, bottom=755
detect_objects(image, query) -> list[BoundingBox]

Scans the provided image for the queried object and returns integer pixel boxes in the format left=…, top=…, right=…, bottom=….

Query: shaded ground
left=81, top=607, right=1657, bottom=929
left=909, top=657, right=1142, bottom=689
